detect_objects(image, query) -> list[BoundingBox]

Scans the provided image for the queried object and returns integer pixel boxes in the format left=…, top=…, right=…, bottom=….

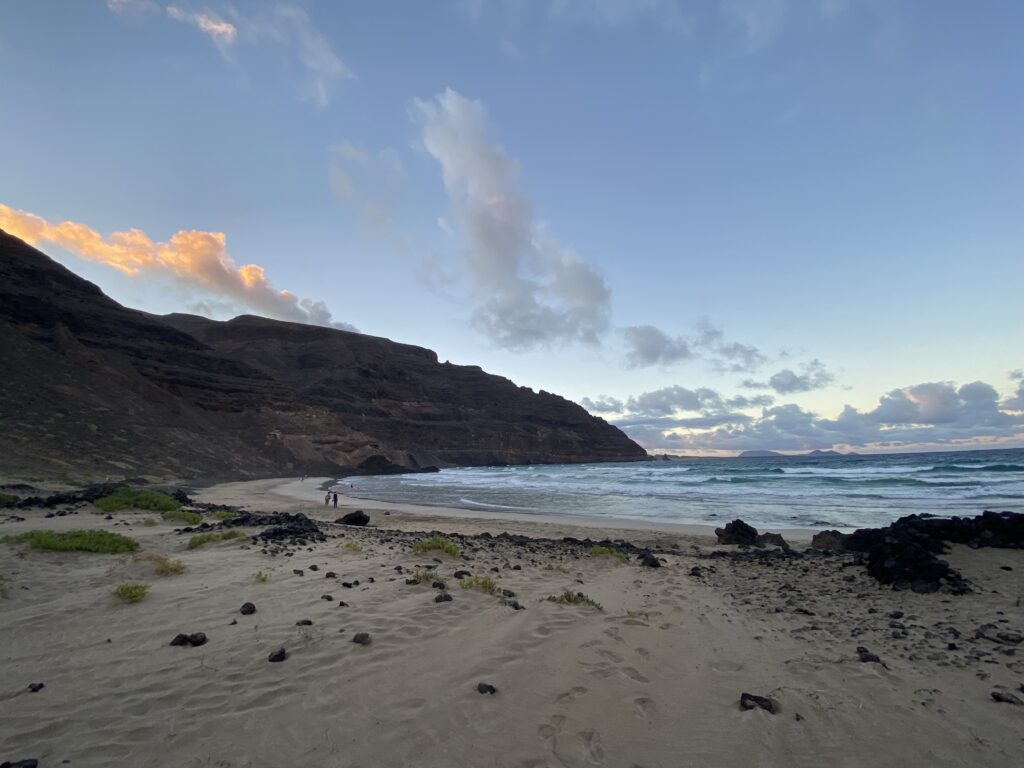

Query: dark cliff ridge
left=0, top=229, right=647, bottom=481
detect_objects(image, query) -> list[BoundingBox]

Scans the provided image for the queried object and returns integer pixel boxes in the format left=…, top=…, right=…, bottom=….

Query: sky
left=1, top=0, right=1022, bottom=455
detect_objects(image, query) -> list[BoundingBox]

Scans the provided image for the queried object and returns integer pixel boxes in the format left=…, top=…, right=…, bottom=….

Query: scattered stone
left=435, top=592, right=453, bottom=603
left=454, top=570, right=471, bottom=579
left=857, top=646, right=882, bottom=663
left=187, top=632, right=207, bottom=647
left=296, top=619, right=313, bottom=626
left=293, top=569, right=304, bottom=576
left=501, top=588, right=516, bottom=598
left=503, top=598, right=524, bottom=610
left=229, top=619, right=238, bottom=626
left=343, top=581, right=358, bottom=588
left=991, top=691, right=1023, bottom=705
left=739, top=692, right=778, bottom=713
left=810, top=530, right=849, bottom=551
left=432, top=580, right=446, bottom=589
left=309, top=564, right=320, bottom=572
left=337, top=601, right=349, bottom=607
left=325, top=571, right=337, bottom=579
left=637, top=552, right=661, bottom=568
left=477, top=682, right=497, bottom=695
left=888, top=611, right=904, bottom=620
left=689, top=566, right=704, bottom=578
left=337, top=510, right=370, bottom=527
left=268, top=648, right=288, bottom=663
left=0, top=759, right=39, bottom=768
left=224, top=511, right=325, bottom=546
left=240, top=602, right=256, bottom=615
left=352, top=632, right=372, bottom=646
left=715, top=519, right=790, bottom=549
left=169, top=633, right=190, bottom=647
left=27, top=683, right=44, bottom=693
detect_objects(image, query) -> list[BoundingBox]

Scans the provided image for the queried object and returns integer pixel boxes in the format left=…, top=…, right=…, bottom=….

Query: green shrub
left=543, top=563, right=571, bottom=574
left=459, top=575, right=498, bottom=594
left=1, top=530, right=138, bottom=554
left=161, top=509, right=202, bottom=525
left=212, top=510, right=235, bottom=521
left=141, top=518, right=158, bottom=527
left=409, top=570, right=433, bottom=584
left=547, top=590, right=603, bottom=611
left=114, top=582, right=148, bottom=603
left=255, top=570, right=269, bottom=582
left=0, top=493, right=16, bottom=507
left=411, top=536, right=460, bottom=558
left=187, top=530, right=246, bottom=550
left=588, top=545, right=628, bottom=564
left=135, top=553, right=184, bottom=575
left=342, top=540, right=363, bottom=553
left=94, top=487, right=181, bottom=513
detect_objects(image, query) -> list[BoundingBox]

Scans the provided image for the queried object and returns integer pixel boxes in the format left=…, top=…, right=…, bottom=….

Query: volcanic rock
left=337, top=511, right=369, bottom=526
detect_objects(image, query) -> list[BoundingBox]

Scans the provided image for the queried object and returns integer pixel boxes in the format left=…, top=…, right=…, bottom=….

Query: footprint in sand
left=635, top=647, right=650, bottom=660
left=579, top=639, right=603, bottom=649
left=634, top=697, right=656, bottom=720
left=658, top=622, right=673, bottom=630
left=578, top=729, right=605, bottom=765
left=603, top=628, right=624, bottom=643
left=596, top=648, right=624, bottom=663
left=538, top=714, right=566, bottom=740
left=621, top=667, right=649, bottom=683
left=556, top=686, right=589, bottom=704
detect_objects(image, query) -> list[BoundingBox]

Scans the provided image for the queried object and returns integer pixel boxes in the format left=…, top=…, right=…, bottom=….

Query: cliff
left=0, top=229, right=646, bottom=481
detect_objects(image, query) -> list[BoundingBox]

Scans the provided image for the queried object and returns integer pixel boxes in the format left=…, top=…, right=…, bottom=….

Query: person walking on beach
left=332, top=492, right=338, bottom=508
left=324, top=491, right=331, bottom=506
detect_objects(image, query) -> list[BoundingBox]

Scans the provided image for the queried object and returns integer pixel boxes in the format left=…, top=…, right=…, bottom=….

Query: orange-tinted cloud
left=0, top=203, right=355, bottom=331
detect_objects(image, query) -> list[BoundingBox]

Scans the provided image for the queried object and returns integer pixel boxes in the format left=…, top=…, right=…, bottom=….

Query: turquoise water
left=341, top=448, right=1024, bottom=530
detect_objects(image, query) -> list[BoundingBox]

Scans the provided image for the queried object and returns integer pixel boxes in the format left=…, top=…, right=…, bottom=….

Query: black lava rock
left=188, top=632, right=207, bottom=647
left=240, top=602, right=256, bottom=615
left=321, top=594, right=334, bottom=601
left=325, top=571, right=337, bottom=578
left=432, top=580, right=446, bottom=589
left=716, top=520, right=760, bottom=546
left=352, top=632, right=372, bottom=645
left=739, top=692, right=778, bottom=713
left=223, top=511, right=326, bottom=546
left=337, top=510, right=370, bottom=526
left=309, top=564, right=320, bottom=572
left=856, top=646, right=881, bottom=663
left=268, top=647, right=288, bottom=663
left=454, top=570, right=471, bottom=579
left=434, top=592, right=453, bottom=603
left=991, top=691, right=1023, bottom=705
left=296, top=619, right=313, bottom=626
left=169, top=633, right=191, bottom=647
left=477, top=682, right=497, bottom=695
left=1, top=759, right=40, bottom=768
left=27, top=683, right=44, bottom=693
left=637, top=552, right=661, bottom=568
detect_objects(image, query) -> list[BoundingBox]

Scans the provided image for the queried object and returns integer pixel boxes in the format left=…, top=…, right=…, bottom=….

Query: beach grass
left=411, top=536, right=461, bottom=558
left=94, top=487, right=181, bottom=513
left=0, top=492, right=16, bottom=507
left=187, top=530, right=246, bottom=550
left=409, top=570, right=433, bottom=584
left=114, top=582, right=148, bottom=603
left=135, top=553, right=184, bottom=575
left=255, top=570, right=269, bottom=582
left=342, top=540, right=363, bottom=553
left=141, top=518, right=158, bottom=527
left=212, top=510, right=235, bottom=521
left=1, top=529, right=138, bottom=554
left=588, top=545, right=628, bottom=564
left=459, top=575, right=498, bottom=594
left=161, top=509, right=202, bottom=525
left=547, top=590, right=603, bottom=611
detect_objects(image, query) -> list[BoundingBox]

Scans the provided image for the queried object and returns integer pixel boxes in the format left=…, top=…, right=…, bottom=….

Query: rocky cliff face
left=0, top=229, right=646, bottom=481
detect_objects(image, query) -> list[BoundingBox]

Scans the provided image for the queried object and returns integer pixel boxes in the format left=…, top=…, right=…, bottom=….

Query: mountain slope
left=0, top=229, right=646, bottom=481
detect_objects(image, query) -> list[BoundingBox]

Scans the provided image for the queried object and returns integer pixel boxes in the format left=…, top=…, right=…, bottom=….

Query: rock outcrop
left=0, top=229, right=646, bottom=480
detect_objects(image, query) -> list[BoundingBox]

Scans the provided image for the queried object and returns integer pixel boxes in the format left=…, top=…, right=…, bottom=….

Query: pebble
left=454, top=570, right=471, bottom=579
left=27, top=683, right=44, bottom=693
left=434, top=592, right=453, bottom=603
left=0, top=759, right=39, bottom=768
left=268, top=648, right=288, bottom=663
left=739, top=692, right=778, bottom=713
left=991, top=691, right=1023, bottom=705
left=352, top=632, right=371, bottom=645
left=309, top=564, right=319, bottom=571
left=321, top=594, right=334, bottom=601
left=240, top=602, right=256, bottom=615
left=296, top=619, right=313, bottom=626
left=188, top=632, right=208, bottom=647
left=169, top=633, right=190, bottom=647
left=325, top=572, right=337, bottom=579
left=637, top=553, right=661, bottom=568
left=477, top=682, right=497, bottom=695
left=431, top=580, right=445, bottom=589
left=292, top=569, right=304, bottom=576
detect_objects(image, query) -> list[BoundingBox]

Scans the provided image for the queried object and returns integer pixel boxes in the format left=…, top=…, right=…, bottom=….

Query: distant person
left=332, top=492, right=339, bottom=508
left=324, top=491, right=331, bottom=506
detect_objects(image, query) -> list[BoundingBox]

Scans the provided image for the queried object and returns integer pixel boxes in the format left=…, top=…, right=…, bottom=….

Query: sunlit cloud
left=0, top=204, right=355, bottom=331
left=166, top=6, right=237, bottom=53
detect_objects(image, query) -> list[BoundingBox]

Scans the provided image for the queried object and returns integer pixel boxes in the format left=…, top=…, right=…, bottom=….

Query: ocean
left=340, top=447, right=1024, bottom=531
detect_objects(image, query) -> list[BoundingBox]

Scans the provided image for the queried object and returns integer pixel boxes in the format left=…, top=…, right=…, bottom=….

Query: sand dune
left=1, top=478, right=1022, bottom=767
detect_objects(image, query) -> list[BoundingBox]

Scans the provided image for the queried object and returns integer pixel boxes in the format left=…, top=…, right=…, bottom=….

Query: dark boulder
left=637, top=552, right=661, bottom=568
left=477, top=682, right=497, bottom=695
left=337, top=510, right=369, bottom=526
left=811, top=530, right=849, bottom=551
left=268, top=648, right=288, bottom=663
left=716, top=520, right=760, bottom=546
left=352, top=632, right=372, bottom=645
left=240, top=602, right=256, bottom=615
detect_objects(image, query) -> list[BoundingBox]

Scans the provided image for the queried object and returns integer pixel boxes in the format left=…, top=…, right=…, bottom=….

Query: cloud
left=411, top=88, right=611, bottom=350
left=621, top=318, right=766, bottom=372
left=620, top=378, right=1024, bottom=453
left=0, top=203, right=356, bottom=332
left=621, top=325, right=692, bottom=367
left=725, top=393, right=774, bottom=409
left=166, top=6, right=237, bottom=53
left=1010, top=369, right=1023, bottom=381
left=107, top=0, right=159, bottom=13
left=743, top=359, right=835, bottom=394
left=579, top=395, right=624, bottom=414
left=625, top=385, right=724, bottom=417
left=329, top=141, right=405, bottom=235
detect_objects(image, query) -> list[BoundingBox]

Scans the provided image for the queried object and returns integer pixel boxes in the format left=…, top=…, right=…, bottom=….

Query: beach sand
left=1, top=477, right=1022, bottom=767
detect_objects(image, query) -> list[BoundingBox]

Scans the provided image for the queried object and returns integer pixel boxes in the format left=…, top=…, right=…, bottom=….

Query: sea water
left=341, top=447, right=1024, bottom=531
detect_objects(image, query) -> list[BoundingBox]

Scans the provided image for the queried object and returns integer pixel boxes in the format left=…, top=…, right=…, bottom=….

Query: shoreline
left=208, top=476, right=819, bottom=545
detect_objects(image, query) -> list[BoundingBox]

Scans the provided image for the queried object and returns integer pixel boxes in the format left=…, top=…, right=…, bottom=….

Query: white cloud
left=743, top=358, right=835, bottom=394
left=579, top=395, right=624, bottom=413
left=258, top=4, right=352, bottom=106
left=107, top=0, right=159, bottom=13
left=166, top=6, right=237, bottom=54
left=621, top=318, right=766, bottom=372
left=410, top=88, right=611, bottom=350
left=621, top=325, right=692, bottom=367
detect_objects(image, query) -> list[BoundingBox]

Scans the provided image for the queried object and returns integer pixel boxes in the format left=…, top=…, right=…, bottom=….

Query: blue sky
left=2, top=0, right=1022, bottom=454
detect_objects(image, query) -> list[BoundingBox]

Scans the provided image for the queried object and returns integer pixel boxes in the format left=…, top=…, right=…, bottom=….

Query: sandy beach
left=2, top=477, right=1022, bottom=768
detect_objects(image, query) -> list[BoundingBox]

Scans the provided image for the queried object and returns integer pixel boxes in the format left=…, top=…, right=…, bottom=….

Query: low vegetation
left=187, top=530, right=246, bottom=550
left=0, top=493, right=16, bottom=507
left=342, top=540, right=363, bottom=553
left=94, top=487, right=181, bottom=513
left=547, top=590, right=603, bottom=611
left=588, top=545, right=628, bottom=564
left=114, top=582, right=148, bottom=603
left=161, top=509, right=203, bottom=525
left=0, top=575, right=8, bottom=599
left=543, top=563, right=571, bottom=574
left=212, top=510, right=235, bottom=521
left=255, top=570, right=269, bottom=582
left=141, top=518, right=158, bottom=527
left=1, top=530, right=138, bottom=554
left=626, top=609, right=651, bottom=620
left=409, top=570, right=434, bottom=584
left=459, top=575, right=498, bottom=594
left=411, top=536, right=461, bottom=558
left=135, top=553, right=184, bottom=575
